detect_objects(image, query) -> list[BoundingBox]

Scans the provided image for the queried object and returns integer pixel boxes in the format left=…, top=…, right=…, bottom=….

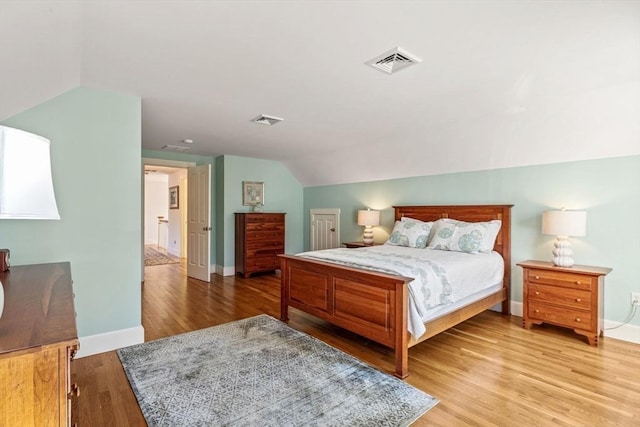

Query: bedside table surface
left=342, top=241, right=376, bottom=248
left=516, top=260, right=612, bottom=276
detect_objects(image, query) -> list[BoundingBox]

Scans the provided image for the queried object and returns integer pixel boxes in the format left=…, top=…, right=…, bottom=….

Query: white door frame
left=141, top=158, right=196, bottom=279
left=310, top=208, right=341, bottom=251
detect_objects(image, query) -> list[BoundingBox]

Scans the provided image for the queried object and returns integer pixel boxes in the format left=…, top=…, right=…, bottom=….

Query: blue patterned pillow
left=385, top=218, right=433, bottom=248
left=449, top=222, right=489, bottom=253
left=427, top=219, right=457, bottom=250
left=428, top=219, right=501, bottom=253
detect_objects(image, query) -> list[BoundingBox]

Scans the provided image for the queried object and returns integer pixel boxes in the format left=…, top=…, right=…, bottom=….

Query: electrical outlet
left=632, top=292, right=640, bottom=306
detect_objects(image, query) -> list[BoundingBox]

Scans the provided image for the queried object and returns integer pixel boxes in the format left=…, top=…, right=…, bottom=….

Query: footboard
left=279, top=254, right=413, bottom=377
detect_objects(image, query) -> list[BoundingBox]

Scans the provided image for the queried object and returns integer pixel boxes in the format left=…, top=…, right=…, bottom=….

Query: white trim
left=76, top=325, right=144, bottom=358
left=310, top=208, right=341, bottom=251
left=603, top=320, right=640, bottom=344
left=216, top=265, right=235, bottom=276
left=142, top=157, right=196, bottom=168
left=511, top=300, right=523, bottom=317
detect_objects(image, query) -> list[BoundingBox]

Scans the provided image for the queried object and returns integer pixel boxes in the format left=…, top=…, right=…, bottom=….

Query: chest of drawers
left=518, top=260, right=611, bottom=345
left=0, top=262, right=79, bottom=426
left=235, top=212, right=286, bottom=278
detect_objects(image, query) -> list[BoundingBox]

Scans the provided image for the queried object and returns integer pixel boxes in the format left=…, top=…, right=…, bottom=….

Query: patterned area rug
left=118, top=314, right=438, bottom=426
left=144, top=246, right=180, bottom=266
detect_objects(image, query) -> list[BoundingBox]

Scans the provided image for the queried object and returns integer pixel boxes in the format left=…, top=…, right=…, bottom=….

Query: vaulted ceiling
left=1, top=1, right=638, bottom=186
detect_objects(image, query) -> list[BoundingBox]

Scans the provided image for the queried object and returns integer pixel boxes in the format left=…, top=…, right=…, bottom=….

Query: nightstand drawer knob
left=534, top=291, right=540, bottom=295
left=534, top=275, right=540, bottom=279
left=576, top=281, right=581, bottom=285
left=576, top=298, right=581, bottom=302
left=535, top=309, right=540, bottom=313
left=575, top=318, right=581, bottom=322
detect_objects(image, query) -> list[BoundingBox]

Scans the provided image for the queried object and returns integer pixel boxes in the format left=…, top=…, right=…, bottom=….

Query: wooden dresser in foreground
left=0, top=262, right=79, bottom=426
left=235, top=212, right=286, bottom=278
left=518, top=260, right=611, bottom=346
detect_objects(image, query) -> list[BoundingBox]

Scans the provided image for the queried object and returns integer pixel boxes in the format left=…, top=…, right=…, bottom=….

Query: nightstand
left=342, top=241, right=375, bottom=248
left=517, top=260, right=611, bottom=346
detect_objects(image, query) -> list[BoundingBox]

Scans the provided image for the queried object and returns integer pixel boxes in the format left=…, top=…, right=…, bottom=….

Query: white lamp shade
left=0, top=125, right=60, bottom=220
left=357, top=209, right=380, bottom=226
left=541, top=210, right=586, bottom=237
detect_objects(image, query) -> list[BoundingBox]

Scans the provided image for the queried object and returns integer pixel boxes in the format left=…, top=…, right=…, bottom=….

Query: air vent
left=162, top=144, right=190, bottom=152
left=366, top=47, right=422, bottom=74
left=251, top=114, right=284, bottom=126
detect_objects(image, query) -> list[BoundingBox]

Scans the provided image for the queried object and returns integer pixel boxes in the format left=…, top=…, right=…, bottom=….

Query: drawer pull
left=575, top=298, right=582, bottom=302
left=575, top=318, right=581, bottom=322
left=534, top=291, right=540, bottom=295
left=576, top=281, right=581, bottom=285
left=535, top=309, right=540, bottom=313
left=534, top=275, right=540, bottom=280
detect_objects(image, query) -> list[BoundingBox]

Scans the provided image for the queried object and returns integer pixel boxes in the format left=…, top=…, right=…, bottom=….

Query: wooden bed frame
left=279, top=204, right=513, bottom=378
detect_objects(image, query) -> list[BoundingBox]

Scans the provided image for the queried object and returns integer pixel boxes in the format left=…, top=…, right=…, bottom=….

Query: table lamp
left=541, top=209, right=586, bottom=267
left=0, top=125, right=61, bottom=318
left=357, top=209, right=380, bottom=245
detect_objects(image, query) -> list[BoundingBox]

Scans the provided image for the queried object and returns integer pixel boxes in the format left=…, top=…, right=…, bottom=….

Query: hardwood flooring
left=72, top=261, right=640, bottom=426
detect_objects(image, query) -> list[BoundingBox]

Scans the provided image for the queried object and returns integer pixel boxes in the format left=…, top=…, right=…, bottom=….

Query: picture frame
left=242, top=181, right=264, bottom=206
left=169, top=186, right=179, bottom=209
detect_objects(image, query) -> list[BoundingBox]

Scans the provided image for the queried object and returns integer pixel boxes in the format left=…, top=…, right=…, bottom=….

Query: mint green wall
left=303, top=155, right=640, bottom=326
left=215, top=156, right=225, bottom=267
left=0, top=87, right=142, bottom=337
left=141, top=149, right=216, bottom=265
left=220, top=155, right=303, bottom=269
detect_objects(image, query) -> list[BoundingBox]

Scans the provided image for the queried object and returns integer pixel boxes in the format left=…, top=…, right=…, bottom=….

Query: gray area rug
left=117, top=314, right=438, bottom=426
left=144, top=246, right=180, bottom=266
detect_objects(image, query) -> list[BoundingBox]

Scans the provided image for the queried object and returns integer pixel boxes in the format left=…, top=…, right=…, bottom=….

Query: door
left=310, top=208, right=340, bottom=250
left=187, top=164, right=211, bottom=282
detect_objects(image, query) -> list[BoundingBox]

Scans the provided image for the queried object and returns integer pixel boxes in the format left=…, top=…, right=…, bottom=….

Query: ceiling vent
left=162, top=144, right=190, bottom=152
left=366, top=47, right=422, bottom=74
left=251, top=114, right=284, bottom=126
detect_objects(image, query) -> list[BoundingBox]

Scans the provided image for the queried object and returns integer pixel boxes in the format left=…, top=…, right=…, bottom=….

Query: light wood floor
left=72, top=261, right=640, bottom=426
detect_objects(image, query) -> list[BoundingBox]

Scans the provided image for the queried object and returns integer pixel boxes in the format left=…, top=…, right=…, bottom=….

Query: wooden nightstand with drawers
left=517, top=260, right=611, bottom=346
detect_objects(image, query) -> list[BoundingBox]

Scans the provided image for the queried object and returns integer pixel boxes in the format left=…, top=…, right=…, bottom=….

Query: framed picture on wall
left=169, top=186, right=179, bottom=209
left=242, top=181, right=264, bottom=206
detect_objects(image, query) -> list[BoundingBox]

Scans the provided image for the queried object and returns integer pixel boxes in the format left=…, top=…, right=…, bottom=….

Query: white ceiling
left=1, top=1, right=639, bottom=186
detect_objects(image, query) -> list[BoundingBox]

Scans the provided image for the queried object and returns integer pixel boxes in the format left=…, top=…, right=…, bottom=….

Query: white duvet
left=297, top=245, right=504, bottom=339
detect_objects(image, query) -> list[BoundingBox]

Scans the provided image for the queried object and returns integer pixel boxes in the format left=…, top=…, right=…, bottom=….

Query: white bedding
left=297, top=245, right=504, bottom=339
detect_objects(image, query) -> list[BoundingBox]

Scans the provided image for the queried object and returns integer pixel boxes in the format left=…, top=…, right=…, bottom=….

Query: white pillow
left=386, top=218, right=433, bottom=248
left=480, top=220, right=502, bottom=253
left=427, top=219, right=457, bottom=250
left=449, top=222, right=488, bottom=253
left=427, top=218, right=502, bottom=253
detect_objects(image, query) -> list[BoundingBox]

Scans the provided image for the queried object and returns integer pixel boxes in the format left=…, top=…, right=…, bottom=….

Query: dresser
left=0, top=262, right=79, bottom=426
left=235, top=213, right=286, bottom=278
left=518, top=260, right=611, bottom=346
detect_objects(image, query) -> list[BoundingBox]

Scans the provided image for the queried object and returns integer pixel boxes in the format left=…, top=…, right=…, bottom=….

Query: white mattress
left=298, top=245, right=504, bottom=339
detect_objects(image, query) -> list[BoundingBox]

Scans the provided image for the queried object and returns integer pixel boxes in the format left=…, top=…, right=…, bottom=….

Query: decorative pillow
left=449, top=222, right=489, bottom=253
left=427, top=219, right=502, bottom=253
left=427, top=219, right=457, bottom=250
left=480, top=220, right=502, bottom=253
left=386, top=218, right=433, bottom=248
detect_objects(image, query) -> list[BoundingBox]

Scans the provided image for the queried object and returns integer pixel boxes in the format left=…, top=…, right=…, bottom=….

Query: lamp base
left=363, top=226, right=374, bottom=245
left=551, top=236, right=575, bottom=267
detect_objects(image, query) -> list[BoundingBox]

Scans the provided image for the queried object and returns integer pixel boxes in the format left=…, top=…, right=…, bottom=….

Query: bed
left=279, top=204, right=512, bottom=378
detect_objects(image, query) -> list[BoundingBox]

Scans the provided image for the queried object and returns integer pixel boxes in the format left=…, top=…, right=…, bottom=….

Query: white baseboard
left=76, top=325, right=145, bottom=358
left=215, top=265, right=235, bottom=276
left=603, top=320, right=640, bottom=344
left=511, top=301, right=523, bottom=317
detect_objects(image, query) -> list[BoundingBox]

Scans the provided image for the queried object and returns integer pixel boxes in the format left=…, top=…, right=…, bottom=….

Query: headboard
left=394, top=204, right=513, bottom=290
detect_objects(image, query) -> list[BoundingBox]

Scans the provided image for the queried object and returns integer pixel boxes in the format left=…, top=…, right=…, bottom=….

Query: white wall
left=144, top=173, right=169, bottom=245
left=167, top=169, right=187, bottom=257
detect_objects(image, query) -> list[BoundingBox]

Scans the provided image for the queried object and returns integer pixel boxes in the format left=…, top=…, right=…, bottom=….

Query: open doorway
left=142, top=158, right=212, bottom=282
left=144, top=165, right=188, bottom=258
